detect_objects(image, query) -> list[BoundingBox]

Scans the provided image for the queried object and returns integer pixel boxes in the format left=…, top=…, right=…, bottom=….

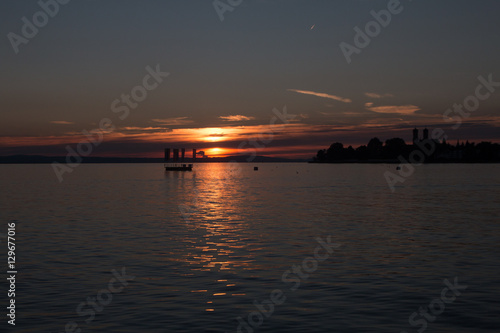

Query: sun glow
left=206, top=135, right=225, bottom=143
left=205, top=147, right=230, bottom=157
left=196, top=128, right=227, bottom=142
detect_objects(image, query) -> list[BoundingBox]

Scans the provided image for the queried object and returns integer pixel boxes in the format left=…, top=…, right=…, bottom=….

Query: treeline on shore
left=312, top=137, right=500, bottom=163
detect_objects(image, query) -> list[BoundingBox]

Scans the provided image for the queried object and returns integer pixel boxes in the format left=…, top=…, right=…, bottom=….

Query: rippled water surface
left=1, top=163, right=499, bottom=332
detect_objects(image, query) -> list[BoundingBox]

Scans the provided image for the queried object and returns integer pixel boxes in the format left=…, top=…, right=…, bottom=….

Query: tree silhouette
left=384, top=138, right=407, bottom=158
left=313, top=135, right=500, bottom=163
left=367, top=137, right=383, bottom=158
left=326, top=142, right=344, bottom=160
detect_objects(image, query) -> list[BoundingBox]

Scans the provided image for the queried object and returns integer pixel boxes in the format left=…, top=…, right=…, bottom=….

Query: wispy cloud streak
left=366, top=105, right=420, bottom=115
left=288, top=89, right=352, bottom=103
left=219, top=115, right=255, bottom=121
left=151, top=117, right=193, bottom=126
left=51, top=121, right=74, bottom=125
left=365, top=92, right=394, bottom=99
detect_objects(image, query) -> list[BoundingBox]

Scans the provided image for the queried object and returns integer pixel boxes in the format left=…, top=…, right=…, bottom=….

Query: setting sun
left=205, top=147, right=230, bottom=157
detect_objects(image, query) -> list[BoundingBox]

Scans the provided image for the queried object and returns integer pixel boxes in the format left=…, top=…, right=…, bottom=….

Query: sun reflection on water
left=171, top=163, right=258, bottom=311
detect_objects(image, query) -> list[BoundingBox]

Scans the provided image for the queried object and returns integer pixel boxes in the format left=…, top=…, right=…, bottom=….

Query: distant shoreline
left=0, top=155, right=307, bottom=164
left=309, top=160, right=500, bottom=164
left=1, top=155, right=498, bottom=164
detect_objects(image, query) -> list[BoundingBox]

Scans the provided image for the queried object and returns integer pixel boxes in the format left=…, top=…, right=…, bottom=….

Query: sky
left=1, top=0, right=500, bottom=159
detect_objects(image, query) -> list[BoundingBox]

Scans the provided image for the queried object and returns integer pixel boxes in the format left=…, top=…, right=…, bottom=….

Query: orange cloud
left=288, top=89, right=352, bottom=103
left=367, top=105, right=420, bottom=115
left=365, top=92, right=394, bottom=99
left=219, top=115, right=255, bottom=122
left=51, top=121, right=74, bottom=125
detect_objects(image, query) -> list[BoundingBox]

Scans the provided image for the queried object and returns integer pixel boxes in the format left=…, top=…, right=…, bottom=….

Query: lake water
left=1, top=163, right=499, bottom=332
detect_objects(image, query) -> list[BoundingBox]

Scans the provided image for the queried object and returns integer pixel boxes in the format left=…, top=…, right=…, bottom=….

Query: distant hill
left=0, top=155, right=306, bottom=164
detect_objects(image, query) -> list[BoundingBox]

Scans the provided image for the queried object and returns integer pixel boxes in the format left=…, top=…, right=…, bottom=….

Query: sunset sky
left=1, top=0, right=499, bottom=158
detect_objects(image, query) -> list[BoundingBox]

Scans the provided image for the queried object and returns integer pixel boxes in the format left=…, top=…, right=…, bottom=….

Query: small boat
left=165, top=163, right=193, bottom=171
